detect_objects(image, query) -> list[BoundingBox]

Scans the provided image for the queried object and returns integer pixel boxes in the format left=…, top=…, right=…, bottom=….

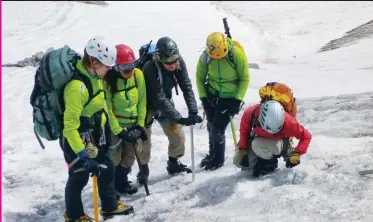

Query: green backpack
left=30, top=45, right=93, bottom=149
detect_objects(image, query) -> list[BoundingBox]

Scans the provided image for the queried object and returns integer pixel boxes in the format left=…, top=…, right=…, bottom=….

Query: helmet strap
left=88, top=56, right=102, bottom=79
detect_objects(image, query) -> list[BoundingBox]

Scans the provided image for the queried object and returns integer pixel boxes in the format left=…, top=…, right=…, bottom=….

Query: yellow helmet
left=206, top=32, right=229, bottom=59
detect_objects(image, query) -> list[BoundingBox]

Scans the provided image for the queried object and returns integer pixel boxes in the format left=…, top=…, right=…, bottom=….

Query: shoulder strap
left=153, top=58, right=164, bottom=88
left=227, top=48, right=236, bottom=68
left=71, top=74, right=104, bottom=107
left=248, top=106, right=259, bottom=147
left=133, top=71, right=137, bottom=88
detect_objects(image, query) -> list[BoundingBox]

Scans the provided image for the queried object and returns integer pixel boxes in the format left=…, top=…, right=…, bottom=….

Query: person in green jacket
left=103, top=44, right=147, bottom=196
left=60, top=37, right=134, bottom=222
left=196, top=32, right=250, bottom=171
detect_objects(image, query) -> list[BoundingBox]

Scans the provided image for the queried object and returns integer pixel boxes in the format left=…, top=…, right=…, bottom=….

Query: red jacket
left=238, top=104, right=312, bottom=154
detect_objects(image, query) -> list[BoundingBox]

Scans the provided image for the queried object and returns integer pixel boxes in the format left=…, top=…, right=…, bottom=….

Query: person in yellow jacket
left=196, top=32, right=250, bottom=171
left=60, top=37, right=134, bottom=222
left=103, top=44, right=147, bottom=196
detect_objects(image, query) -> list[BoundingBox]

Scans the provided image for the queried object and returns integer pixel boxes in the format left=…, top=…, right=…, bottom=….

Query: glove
left=220, top=98, right=242, bottom=115
left=85, top=142, right=98, bottom=158
left=286, top=150, right=301, bottom=168
left=127, top=129, right=142, bottom=143
left=135, top=125, right=148, bottom=141
left=177, top=117, right=195, bottom=126
left=77, top=150, right=100, bottom=177
left=117, top=129, right=130, bottom=141
left=233, top=148, right=249, bottom=168
left=188, top=114, right=203, bottom=124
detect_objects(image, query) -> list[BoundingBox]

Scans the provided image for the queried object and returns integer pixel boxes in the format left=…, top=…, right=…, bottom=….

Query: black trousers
left=60, top=128, right=117, bottom=220
left=204, top=98, right=232, bottom=164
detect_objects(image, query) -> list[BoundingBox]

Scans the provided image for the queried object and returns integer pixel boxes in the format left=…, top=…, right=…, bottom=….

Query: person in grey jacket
left=137, top=37, right=202, bottom=184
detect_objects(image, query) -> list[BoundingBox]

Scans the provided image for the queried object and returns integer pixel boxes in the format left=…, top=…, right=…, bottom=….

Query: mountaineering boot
left=202, top=156, right=225, bottom=171
left=117, top=165, right=138, bottom=195
left=200, top=153, right=212, bottom=168
left=166, top=157, right=192, bottom=175
left=137, top=163, right=149, bottom=186
left=100, top=201, right=134, bottom=220
left=253, top=157, right=278, bottom=178
left=64, top=211, right=94, bottom=222
left=201, top=122, right=214, bottom=168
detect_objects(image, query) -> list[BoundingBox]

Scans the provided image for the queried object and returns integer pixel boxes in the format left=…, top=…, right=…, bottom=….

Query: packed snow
left=2, top=1, right=373, bottom=221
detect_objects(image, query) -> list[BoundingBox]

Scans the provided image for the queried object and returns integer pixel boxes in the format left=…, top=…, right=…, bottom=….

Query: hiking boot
left=137, top=164, right=149, bottom=186
left=200, top=154, right=212, bottom=168
left=253, top=157, right=278, bottom=178
left=100, top=201, right=134, bottom=220
left=202, top=157, right=225, bottom=171
left=64, top=212, right=94, bottom=222
left=118, top=181, right=138, bottom=195
left=166, top=158, right=192, bottom=175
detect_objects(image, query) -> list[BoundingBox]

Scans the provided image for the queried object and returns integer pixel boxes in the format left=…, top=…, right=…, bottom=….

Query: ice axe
left=92, top=176, right=99, bottom=222
left=229, top=116, right=238, bottom=147
left=190, top=125, right=195, bottom=182
left=133, top=141, right=150, bottom=196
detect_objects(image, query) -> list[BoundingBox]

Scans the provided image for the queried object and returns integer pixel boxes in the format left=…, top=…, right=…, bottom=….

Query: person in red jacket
left=233, top=100, right=312, bottom=177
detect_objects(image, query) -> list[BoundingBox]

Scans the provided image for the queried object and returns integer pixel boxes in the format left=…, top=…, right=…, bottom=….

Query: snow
left=2, top=1, right=373, bottom=222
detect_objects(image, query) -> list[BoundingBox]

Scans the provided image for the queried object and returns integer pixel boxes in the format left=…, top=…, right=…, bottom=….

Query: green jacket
left=62, top=60, right=107, bottom=154
left=196, top=38, right=250, bottom=101
left=104, top=68, right=147, bottom=136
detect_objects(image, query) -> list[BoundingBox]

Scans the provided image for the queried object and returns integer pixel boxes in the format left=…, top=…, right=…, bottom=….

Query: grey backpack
left=30, top=45, right=93, bottom=149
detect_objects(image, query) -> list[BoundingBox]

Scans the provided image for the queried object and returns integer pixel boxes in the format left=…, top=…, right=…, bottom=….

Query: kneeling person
left=233, top=100, right=312, bottom=177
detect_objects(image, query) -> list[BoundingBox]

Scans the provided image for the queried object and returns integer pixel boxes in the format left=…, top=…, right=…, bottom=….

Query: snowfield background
left=2, top=1, right=373, bottom=221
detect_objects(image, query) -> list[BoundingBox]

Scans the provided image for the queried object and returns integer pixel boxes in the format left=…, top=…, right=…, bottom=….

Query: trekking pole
left=92, top=176, right=99, bottom=222
left=229, top=116, right=238, bottom=147
left=190, top=125, right=195, bottom=182
left=133, top=142, right=150, bottom=196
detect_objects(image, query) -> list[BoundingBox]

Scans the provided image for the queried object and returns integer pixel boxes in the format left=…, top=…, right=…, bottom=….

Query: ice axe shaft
left=133, top=143, right=150, bottom=196
left=92, top=176, right=99, bottom=222
left=190, top=125, right=195, bottom=182
left=229, top=116, right=238, bottom=147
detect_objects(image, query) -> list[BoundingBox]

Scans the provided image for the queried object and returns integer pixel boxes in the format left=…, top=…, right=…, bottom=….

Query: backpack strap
left=114, top=72, right=138, bottom=94
left=226, top=47, right=236, bottom=69
left=70, top=74, right=104, bottom=108
left=153, top=56, right=180, bottom=96
left=248, top=107, right=259, bottom=148
left=133, top=70, right=137, bottom=88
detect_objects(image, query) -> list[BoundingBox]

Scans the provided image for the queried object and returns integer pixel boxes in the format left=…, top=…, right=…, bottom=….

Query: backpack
left=30, top=45, right=94, bottom=149
left=258, top=82, right=297, bottom=118
left=136, top=43, right=157, bottom=70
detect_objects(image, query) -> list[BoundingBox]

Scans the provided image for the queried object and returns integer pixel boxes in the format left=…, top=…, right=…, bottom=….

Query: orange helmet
left=206, top=32, right=229, bottom=59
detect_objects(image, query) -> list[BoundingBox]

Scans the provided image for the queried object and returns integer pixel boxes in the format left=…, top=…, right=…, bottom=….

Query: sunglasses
left=114, top=62, right=136, bottom=72
left=162, top=59, right=178, bottom=65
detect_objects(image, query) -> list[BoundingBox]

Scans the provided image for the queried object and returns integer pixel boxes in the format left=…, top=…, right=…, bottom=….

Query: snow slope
left=2, top=1, right=373, bottom=222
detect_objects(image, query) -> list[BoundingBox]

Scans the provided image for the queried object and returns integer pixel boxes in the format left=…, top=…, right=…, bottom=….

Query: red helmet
left=115, top=44, right=136, bottom=71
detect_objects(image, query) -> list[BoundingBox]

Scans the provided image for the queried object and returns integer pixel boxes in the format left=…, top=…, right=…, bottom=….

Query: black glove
left=177, top=117, right=195, bottom=126
left=135, top=125, right=148, bottom=141
left=220, top=98, right=242, bottom=115
left=117, top=129, right=130, bottom=140
left=127, top=128, right=142, bottom=143
left=189, top=114, right=203, bottom=124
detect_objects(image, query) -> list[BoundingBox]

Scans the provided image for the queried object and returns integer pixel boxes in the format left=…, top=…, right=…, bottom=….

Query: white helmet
left=258, top=100, right=285, bottom=134
left=85, top=37, right=116, bottom=67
